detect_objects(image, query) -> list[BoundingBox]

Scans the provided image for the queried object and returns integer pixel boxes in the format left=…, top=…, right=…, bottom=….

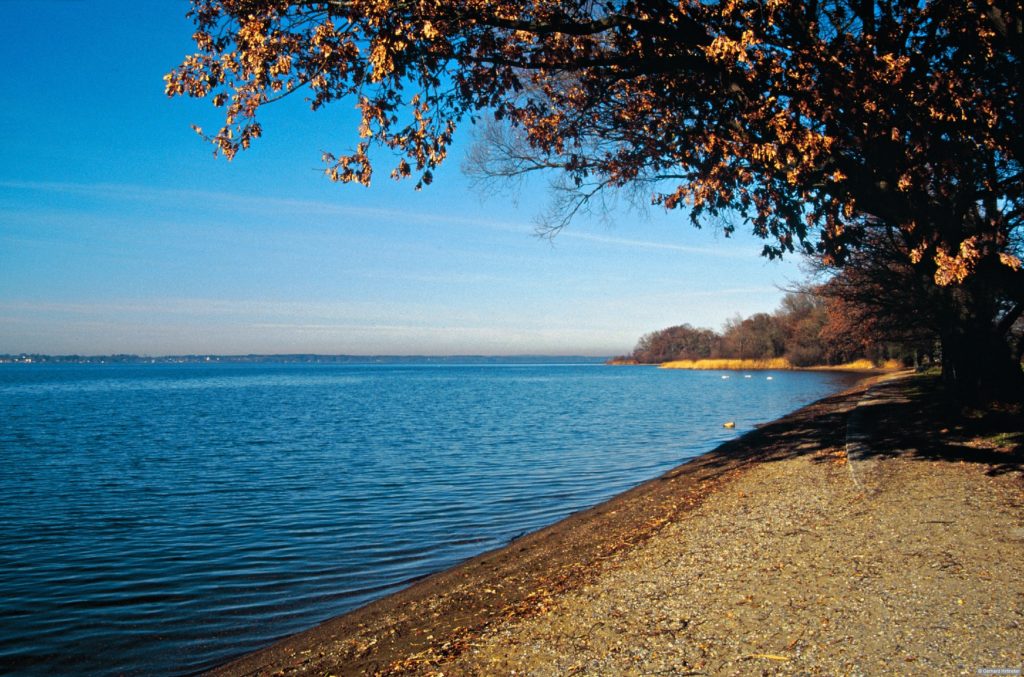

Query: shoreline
left=444, top=373, right=1022, bottom=674
left=659, top=359, right=899, bottom=372
left=606, top=358, right=900, bottom=372
left=208, top=374, right=888, bottom=675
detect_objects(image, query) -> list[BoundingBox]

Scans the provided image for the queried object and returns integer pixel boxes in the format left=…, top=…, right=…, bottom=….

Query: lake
left=0, top=362, right=860, bottom=674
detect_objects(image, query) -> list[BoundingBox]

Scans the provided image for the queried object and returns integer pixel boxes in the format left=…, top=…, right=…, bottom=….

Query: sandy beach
left=211, top=373, right=1023, bottom=676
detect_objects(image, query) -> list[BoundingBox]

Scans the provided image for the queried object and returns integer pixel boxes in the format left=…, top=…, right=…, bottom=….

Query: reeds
left=659, top=358, right=793, bottom=370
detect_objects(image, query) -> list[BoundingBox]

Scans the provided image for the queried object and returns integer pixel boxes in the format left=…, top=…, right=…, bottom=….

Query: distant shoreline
left=0, top=354, right=610, bottom=366
left=5, top=354, right=900, bottom=372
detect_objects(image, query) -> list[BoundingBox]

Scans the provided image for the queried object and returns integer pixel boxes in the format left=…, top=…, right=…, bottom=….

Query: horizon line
left=1, top=352, right=615, bottom=359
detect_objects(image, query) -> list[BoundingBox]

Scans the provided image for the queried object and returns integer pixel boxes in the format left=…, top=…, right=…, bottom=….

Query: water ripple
left=0, top=363, right=859, bottom=675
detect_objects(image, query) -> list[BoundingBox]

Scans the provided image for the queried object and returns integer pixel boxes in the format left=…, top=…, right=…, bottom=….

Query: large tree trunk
left=940, top=319, right=1024, bottom=400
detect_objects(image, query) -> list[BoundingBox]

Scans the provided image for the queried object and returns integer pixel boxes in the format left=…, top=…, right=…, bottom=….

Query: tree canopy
left=168, top=0, right=1024, bottom=393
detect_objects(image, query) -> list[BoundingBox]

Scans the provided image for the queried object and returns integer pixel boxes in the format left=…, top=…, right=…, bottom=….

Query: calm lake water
left=0, top=363, right=860, bottom=674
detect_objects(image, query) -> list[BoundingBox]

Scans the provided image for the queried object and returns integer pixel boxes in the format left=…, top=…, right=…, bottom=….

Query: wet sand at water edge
left=211, top=373, right=1024, bottom=676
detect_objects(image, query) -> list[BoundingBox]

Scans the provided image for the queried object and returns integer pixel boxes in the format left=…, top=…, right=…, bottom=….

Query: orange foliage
left=167, top=0, right=1023, bottom=288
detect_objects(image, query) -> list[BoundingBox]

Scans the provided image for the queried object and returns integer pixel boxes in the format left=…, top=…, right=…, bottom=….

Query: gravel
left=442, top=378, right=1024, bottom=676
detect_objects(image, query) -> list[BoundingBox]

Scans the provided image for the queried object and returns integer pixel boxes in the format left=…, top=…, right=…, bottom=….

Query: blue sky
left=0, top=1, right=804, bottom=356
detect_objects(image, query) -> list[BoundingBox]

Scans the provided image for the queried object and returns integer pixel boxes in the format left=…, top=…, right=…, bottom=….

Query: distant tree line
left=0, top=354, right=606, bottom=365
left=622, top=235, right=1024, bottom=372
left=619, top=286, right=940, bottom=368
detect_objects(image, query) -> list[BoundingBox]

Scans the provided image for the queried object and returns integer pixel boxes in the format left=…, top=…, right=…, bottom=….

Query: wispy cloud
left=0, top=179, right=763, bottom=258
left=0, top=179, right=526, bottom=233
left=0, top=297, right=550, bottom=331
left=559, top=230, right=756, bottom=259
left=665, top=286, right=779, bottom=298
left=0, top=298, right=391, bottom=320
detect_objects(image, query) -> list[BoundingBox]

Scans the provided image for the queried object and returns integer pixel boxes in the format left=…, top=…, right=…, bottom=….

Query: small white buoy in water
left=766, top=376, right=774, bottom=380
left=744, top=374, right=752, bottom=379
left=721, top=374, right=730, bottom=379
left=723, top=421, right=736, bottom=428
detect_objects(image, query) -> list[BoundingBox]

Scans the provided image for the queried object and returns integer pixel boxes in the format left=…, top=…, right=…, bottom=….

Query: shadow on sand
left=660, top=374, right=1023, bottom=484
left=843, top=376, right=1023, bottom=477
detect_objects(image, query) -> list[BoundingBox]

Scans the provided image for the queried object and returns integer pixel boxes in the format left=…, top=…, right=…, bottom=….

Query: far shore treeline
left=612, top=287, right=929, bottom=368
left=0, top=355, right=606, bottom=366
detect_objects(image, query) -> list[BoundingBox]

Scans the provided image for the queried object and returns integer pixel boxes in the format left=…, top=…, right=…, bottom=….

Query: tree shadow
left=848, top=377, right=1024, bottom=476
left=663, top=375, right=1023, bottom=483
left=661, top=388, right=863, bottom=480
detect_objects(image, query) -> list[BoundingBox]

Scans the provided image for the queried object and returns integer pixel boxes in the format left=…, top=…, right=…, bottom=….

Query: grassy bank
left=659, top=357, right=792, bottom=370
left=658, top=357, right=900, bottom=371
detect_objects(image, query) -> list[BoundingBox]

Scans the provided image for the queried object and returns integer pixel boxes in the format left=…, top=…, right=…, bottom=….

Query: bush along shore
left=209, top=373, right=1022, bottom=675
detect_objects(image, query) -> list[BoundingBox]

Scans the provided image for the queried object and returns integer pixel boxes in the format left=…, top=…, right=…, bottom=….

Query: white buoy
left=766, top=376, right=774, bottom=380
left=721, top=375, right=730, bottom=379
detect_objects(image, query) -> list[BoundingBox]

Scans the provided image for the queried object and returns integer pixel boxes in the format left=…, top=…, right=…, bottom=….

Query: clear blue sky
left=0, top=1, right=804, bottom=356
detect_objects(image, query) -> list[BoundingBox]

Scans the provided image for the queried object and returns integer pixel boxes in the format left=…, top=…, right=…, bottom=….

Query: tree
left=167, top=0, right=1024, bottom=393
left=721, top=312, right=786, bottom=360
left=814, top=229, right=1018, bottom=390
left=631, top=323, right=718, bottom=363
left=622, top=289, right=870, bottom=366
left=776, top=291, right=830, bottom=367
